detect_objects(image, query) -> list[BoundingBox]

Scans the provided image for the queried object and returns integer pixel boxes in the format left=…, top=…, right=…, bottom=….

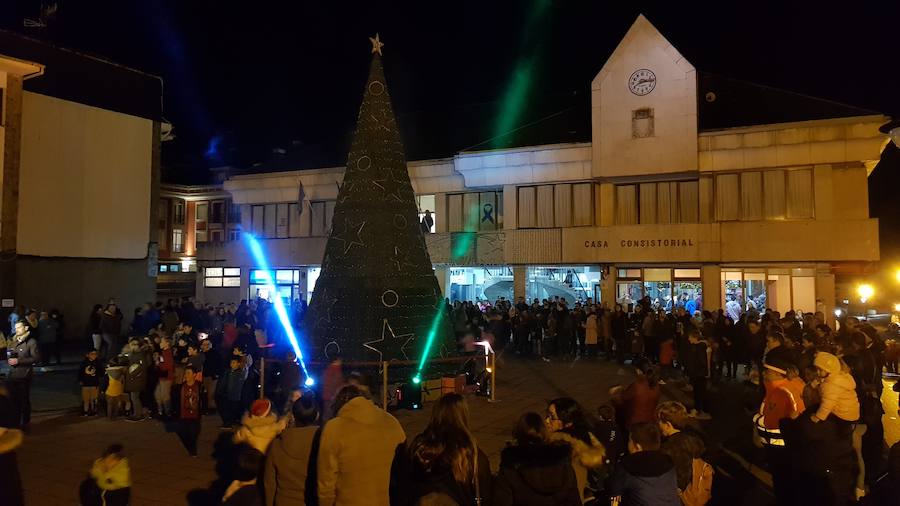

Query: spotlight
left=305, top=377, right=315, bottom=387
left=834, top=308, right=843, bottom=318
left=412, top=375, right=421, bottom=384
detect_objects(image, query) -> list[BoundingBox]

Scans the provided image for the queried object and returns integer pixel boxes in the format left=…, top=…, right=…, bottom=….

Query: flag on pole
left=297, top=178, right=312, bottom=216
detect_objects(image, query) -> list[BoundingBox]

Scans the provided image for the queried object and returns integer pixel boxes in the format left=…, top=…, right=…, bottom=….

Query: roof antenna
left=24, top=1, right=58, bottom=29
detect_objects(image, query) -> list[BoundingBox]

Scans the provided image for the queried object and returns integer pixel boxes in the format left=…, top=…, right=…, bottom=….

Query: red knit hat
left=250, top=399, right=271, bottom=417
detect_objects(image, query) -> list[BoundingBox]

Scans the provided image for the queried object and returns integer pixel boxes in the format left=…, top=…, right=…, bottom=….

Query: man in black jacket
left=608, top=422, right=680, bottom=506
left=7, top=321, right=40, bottom=428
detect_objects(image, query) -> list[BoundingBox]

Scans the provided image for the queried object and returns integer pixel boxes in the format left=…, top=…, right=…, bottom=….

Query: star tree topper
left=369, top=33, right=384, bottom=56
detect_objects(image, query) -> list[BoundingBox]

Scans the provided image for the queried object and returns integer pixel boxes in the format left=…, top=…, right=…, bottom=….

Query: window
left=250, top=268, right=302, bottom=304
left=639, top=183, right=657, bottom=224
left=210, top=230, right=224, bottom=242
left=764, top=170, right=786, bottom=219
left=211, top=201, right=225, bottom=224
left=572, top=183, right=593, bottom=226
left=786, top=169, right=814, bottom=219
left=632, top=108, right=654, bottom=138
left=196, top=202, right=209, bottom=243
left=311, top=202, right=326, bottom=236
left=264, top=204, right=277, bottom=238
left=173, top=201, right=185, bottom=225
left=172, top=229, right=184, bottom=253
left=615, top=185, right=638, bottom=225
left=416, top=195, right=437, bottom=233
left=536, top=186, right=554, bottom=228
left=715, top=174, right=739, bottom=221
left=479, top=192, right=500, bottom=231
left=159, top=265, right=168, bottom=273
left=517, top=188, right=536, bottom=229
left=228, top=201, right=241, bottom=224
left=252, top=205, right=265, bottom=236
left=205, top=267, right=241, bottom=288
left=277, top=203, right=289, bottom=238
left=158, top=200, right=168, bottom=230
left=740, top=172, right=762, bottom=221
left=678, top=181, right=699, bottom=223
left=228, top=229, right=242, bottom=242
left=554, top=184, right=573, bottom=228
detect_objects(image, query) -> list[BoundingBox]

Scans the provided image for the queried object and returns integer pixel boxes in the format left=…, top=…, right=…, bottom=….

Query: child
left=812, top=352, right=860, bottom=423
left=222, top=444, right=264, bottom=505
left=154, top=338, right=175, bottom=418
left=233, top=398, right=287, bottom=453
left=608, top=422, right=680, bottom=506
left=217, top=357, right=247, bottom=428
left=179, top=365, right=202, bottom=457
left=78, top=350, right=101, bottom=416
left=79, top=444, right=131, bottom=506
left=105, top=363, right=127, bottom=419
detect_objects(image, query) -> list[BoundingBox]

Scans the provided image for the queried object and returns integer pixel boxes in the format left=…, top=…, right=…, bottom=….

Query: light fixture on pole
left=881, top=119, right=900, bottom=148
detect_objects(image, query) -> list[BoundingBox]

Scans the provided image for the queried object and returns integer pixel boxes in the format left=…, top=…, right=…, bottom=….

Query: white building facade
left=196, top=16, right=885, bottom=325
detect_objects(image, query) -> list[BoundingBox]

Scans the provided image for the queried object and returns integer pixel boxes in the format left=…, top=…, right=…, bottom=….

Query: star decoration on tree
left=333, top=220, right=367, bottom=254
left=369, top=33, right=384, bottom=56
left=364, top=318, right=414, bottom=361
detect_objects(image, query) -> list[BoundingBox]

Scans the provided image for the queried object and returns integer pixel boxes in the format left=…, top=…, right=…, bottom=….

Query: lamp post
left=880, top=119, right=900, bottom=148
left=858, top=283, right=874, bottom=320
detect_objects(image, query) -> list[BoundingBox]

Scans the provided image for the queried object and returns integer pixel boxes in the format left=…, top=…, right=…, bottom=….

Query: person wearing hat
left=752, top=357, right=806, bottom=504
left=812, top=352, right=859, bottom=424
left=233, top=398, right=287, bottom=454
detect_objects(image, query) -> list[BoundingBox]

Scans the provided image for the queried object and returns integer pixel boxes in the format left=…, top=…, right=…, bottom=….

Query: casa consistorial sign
left=584, top=238, right=695, bottom=248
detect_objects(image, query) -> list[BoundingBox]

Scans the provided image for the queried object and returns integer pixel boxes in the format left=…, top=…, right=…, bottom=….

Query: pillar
left=701, top=265, right=721, bottom=310
left=434, top=267, right=449, bottom=298
left=600, top=266, right=616, bottom=306
left=816, top=268, right=836, bottom=328
left=0, top=74, right=23, bottom=320
left=513, top=266, right=526, bottom=301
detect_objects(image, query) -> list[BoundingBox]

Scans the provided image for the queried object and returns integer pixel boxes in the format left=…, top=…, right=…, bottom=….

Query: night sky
left=3, top=1, right=899, bottom=178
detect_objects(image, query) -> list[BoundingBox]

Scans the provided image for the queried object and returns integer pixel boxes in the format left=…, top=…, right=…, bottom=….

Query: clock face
left=628, top=69, right=657, bottom=96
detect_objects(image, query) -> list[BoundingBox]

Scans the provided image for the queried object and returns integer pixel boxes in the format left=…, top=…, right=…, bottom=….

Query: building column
left=513, top=266, right=526, bottom=301
left=701, top=265, right=721, bottom=310
left=0, top=75, right=23, bottom=319
left=434, top=267, right=449, bottom=298
left=600, top=266, right=616, bottom=306
left=816, top=268, right=836, bottom=328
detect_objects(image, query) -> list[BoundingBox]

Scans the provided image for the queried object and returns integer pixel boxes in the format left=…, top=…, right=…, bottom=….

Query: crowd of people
left=2, top=292, right=900, bottom=505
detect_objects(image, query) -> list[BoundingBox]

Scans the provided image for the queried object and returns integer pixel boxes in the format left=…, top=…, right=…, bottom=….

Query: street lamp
left=881, top=119, right=900, bottom=148
left=858, top=284, right=874, bottom=304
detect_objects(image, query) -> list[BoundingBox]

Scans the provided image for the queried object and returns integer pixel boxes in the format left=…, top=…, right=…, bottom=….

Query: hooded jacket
left=608, top=451, right=680, bottom=506
left=493, top=443, right=581, bottom=506
left=317, top=396, right=406, bottom=506
left=265, top=425, right=319, bottom=506
left=0, top=428, right=24, bottom=506
left=548, top=429, right=606, bottom=503
left=233, top=412, right=287, bottom=453
left=81, top=457, right=131, bottom=506
left=816, top=371, right=860, bottom=422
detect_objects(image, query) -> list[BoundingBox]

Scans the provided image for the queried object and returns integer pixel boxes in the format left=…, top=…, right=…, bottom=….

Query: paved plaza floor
left=16, top=355, right=633, bottom=505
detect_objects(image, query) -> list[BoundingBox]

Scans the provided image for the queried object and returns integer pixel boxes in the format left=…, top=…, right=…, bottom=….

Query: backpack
left=679, top=458, right=713, bottom=506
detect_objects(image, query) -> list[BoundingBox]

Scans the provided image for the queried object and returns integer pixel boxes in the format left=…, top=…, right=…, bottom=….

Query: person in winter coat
left=79, top=444, right=131, bottom=506
left=7, top=320, right=39, bottom=428
left=683, top=329, right=711, bottom=419
left=78, top=349, right=102, bottom=416
left=217, top=356, right=247, bottom=427
left=394, top=393, right=492, bottom=506
left=0, top=426, right=24, bottom=506
left=122, top=339, right=150, bottom=421
left=656, top=402, right=708, bottom=494
left=611, top=358, right=661, bottom=429
left=200, top=339, right=223, bottom=414
left=177, top=365, right=203, bottom=456
left=584, top=310, right=599, bottom=357
left=493, top=412, right=581, bottom=506
left=545, top=398, right=606, bottom=503
left=233, top=399, right=287, bottom=454
left=781, top=408, right=857, bottom=505
left=812, top=352, right=860, bottom=424
left=222, top=444, right=264, bottom=506
left=36, top=311, right=60, bottom=365
left=317, top=384, right=406, bottom=506
left=99, top=304, right=123, bottom=359
left=611, top=305, right=629, bottom=364
left=607, top=422, right=680, bottom=506
left=265, top=396, right=320, bottom=506
left=155, top=338, right=175, bottom=418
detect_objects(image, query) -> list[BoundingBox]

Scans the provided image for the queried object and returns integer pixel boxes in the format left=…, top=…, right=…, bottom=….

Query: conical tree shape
left=303, top=43, right=452, bottom=365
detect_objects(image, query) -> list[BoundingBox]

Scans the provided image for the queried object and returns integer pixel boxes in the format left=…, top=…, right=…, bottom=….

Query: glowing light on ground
left=243, top=233, right=312, bottom=384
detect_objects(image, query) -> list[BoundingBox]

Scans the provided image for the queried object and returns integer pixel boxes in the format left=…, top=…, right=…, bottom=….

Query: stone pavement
left=16, top=355, right=634, bottom=505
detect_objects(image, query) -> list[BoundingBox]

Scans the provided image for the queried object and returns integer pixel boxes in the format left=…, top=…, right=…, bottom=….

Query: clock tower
left=591, top=14, right=698, bottom=179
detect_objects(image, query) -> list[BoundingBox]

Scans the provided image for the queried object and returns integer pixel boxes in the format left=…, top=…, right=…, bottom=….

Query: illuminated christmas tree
left=303, top=35, right=451, bottom=366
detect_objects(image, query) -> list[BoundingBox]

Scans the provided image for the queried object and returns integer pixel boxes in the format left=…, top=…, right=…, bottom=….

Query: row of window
left=446, top=191, right=502, bottom=232
left=715, top=169, right=813, bottom=221
left=247, top=202, right=336, bottom=239
left=204, top=267, right=242, bottom=287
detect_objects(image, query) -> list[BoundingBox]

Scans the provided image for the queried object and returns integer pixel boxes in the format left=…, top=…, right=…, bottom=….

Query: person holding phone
left=7, top=321, right=40, bottom=429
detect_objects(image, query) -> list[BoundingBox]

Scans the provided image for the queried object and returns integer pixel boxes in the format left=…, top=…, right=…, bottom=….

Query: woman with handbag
left=393, top=393, right=492, bottom=506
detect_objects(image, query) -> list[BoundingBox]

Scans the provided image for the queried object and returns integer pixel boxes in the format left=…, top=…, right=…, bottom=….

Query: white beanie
left=814, top=351, right=842, bottom=375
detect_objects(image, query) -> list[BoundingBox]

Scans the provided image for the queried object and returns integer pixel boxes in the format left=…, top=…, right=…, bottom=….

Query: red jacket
left=180, top=382, right=201, bottom=420
left=621, top=376, right=661, bottom=428
left=157, top=349, right=175, bottom=381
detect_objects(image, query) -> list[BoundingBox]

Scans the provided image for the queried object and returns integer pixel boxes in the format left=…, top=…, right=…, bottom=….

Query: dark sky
left=3, top=1, right=899, bottom=179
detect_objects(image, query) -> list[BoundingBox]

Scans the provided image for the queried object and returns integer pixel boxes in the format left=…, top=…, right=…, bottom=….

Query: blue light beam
left=243, top=233, right=312, bottom=385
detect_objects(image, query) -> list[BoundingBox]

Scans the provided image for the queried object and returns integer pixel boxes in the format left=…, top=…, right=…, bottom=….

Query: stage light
left=412, top=376, right=421, bottom=384
left=834, top=308, right=843, bottom=318
left=305, top=377, right=315, bottom=387
left=243, top=233, right=311, bottom=381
